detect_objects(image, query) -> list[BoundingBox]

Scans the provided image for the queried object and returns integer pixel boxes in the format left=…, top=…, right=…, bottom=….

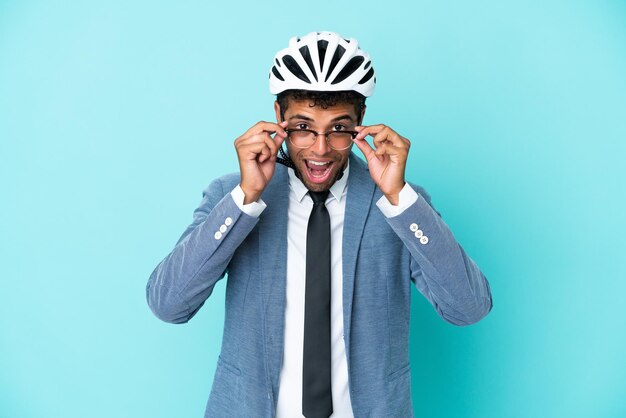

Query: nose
left=310, top=132, right=332, bottom=155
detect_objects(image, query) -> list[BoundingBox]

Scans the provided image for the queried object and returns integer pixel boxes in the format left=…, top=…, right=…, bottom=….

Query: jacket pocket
left=218, top=355, right=242, bottom=376
left=206, top=356, right=243, bottom=417
left=387, top=363, right=410, bottom=382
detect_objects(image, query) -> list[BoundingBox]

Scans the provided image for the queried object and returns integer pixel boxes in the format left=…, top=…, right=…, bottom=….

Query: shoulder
left=201, top=172, right=241, bottom=199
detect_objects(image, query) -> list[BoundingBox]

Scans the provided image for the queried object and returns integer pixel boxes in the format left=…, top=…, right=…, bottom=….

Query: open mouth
left=304, top=159, right=334, bottom=183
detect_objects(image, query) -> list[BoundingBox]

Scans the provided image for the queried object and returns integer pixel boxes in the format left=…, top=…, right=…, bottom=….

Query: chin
left=303, top=181, right=333, bottom=192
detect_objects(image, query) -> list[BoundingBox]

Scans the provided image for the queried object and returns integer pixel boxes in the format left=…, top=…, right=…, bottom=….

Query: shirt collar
left=288, top=160, right=350, bottom=204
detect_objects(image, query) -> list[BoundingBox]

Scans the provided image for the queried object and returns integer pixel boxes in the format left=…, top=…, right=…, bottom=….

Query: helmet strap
left=276, top=146, right=296, bottom=169
left=276, top=109, right=297, bottom=169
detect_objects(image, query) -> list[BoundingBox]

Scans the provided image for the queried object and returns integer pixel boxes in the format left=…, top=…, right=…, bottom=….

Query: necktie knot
left=309, top=191, right=329, bottom=205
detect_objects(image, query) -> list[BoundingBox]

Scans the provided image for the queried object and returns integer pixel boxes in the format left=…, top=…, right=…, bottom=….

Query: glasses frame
left=284, top=128, right=358, bottom=151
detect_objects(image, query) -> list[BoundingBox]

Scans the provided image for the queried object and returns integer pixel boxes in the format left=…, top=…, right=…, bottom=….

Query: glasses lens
left=327, top=132, right=354, bottom=150
left=288, top=130, right=316, bottom=148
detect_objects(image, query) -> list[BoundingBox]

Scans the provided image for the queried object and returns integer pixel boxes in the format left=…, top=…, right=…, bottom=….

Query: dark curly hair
left=276, top=89, right=366, bottom=123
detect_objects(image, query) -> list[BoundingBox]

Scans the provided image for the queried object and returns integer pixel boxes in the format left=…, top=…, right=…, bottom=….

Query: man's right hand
left=234, top=120, right=288, bottom=204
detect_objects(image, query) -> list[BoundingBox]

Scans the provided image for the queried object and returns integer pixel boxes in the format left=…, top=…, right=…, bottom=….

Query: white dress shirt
left=230, top=161, right=418, bottom=417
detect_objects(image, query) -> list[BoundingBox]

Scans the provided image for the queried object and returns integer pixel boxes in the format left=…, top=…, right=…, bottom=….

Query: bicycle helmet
left=269, top=31, right=376, bottom=97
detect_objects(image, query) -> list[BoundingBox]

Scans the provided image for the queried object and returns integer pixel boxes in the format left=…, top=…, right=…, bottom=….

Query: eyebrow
left=288, top=114, right=355, bottom=123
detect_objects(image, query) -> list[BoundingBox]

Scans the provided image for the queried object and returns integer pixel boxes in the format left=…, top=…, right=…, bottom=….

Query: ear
left=359, top=105, right=367, bottom=125
left=274, top=101, right=282, bottom=123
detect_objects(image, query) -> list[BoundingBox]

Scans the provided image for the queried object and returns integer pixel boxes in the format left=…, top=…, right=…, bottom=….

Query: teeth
left=309, top=160, right=330, bottom=166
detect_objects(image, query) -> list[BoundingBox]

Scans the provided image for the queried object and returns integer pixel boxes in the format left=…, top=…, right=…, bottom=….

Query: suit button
left=225, top=217, right=233, bottom=226
left=214, top=231, right=223, bottom=240
left=420, top=236, right=429, bottom=245
left=410, top=223, right=418, bottom=232
left=219, top=224, right=227, bottom=233
left=414, top=229, right=424, bottom=238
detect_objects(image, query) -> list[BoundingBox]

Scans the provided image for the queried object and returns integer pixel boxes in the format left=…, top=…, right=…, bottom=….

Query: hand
left=234, top=120, right=288, bottom=204
left=352, top=124, right=410, bottom=205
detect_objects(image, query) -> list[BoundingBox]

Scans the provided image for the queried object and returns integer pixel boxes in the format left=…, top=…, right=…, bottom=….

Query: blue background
left=1, top=1, right=625, bottom=417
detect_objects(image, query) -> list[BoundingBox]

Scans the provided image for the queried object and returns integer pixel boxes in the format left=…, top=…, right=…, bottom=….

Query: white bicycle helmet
left=269, top=31, right=376, bottom=97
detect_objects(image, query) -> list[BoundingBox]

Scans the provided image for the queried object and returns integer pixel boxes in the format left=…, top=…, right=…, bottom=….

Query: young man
left=147, top=31, right=492, bottom=418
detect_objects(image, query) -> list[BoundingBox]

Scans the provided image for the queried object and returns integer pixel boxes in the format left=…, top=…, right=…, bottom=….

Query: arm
left=146, top=120, right=286, bottom=324
left=378, top=184, right=492, bottom=326
left=146, top=179, right=261, bottom=324
left=353, top=124, right=492, bottom=326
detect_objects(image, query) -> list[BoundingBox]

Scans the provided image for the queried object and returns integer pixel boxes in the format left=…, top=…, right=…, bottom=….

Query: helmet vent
left=317, top=40, right=329, bottom=71
left=325, top=45, right=346, bottom=82
left=332, top=56, right=364, bottom=84
left=299, top=46, right=318, bottom=82
left=364, top=60, right=371, bottom=70
left=358, top=67, right=374, bottom=85
left=275, top=58, right=281, bottom=67
left=283, top=55, right=311, bottom=83
left=272, top=66, right=284, bottom=81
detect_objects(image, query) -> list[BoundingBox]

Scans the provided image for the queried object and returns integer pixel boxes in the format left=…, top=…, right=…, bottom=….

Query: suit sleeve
left=378, top=184, right=493, bottom=326
left=146, top=178, right=261, bottom=324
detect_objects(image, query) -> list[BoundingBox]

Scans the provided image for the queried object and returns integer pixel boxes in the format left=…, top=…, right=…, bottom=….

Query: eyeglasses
left=285, top=128, right=358, bottom=151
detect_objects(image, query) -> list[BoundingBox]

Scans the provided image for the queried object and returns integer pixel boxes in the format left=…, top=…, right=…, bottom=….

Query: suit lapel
left=342, top=153, right=376, bottom=356
left=258, top=164, right=289, bottom=396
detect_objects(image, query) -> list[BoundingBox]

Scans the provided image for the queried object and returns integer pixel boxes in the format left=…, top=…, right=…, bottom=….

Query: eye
left=332, top=124, right=347, bottom=131
left=296, top=123, right=309, bottom=130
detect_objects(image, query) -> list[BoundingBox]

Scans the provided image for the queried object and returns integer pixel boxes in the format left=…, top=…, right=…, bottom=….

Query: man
left=147, top=31, right=492, bottom=418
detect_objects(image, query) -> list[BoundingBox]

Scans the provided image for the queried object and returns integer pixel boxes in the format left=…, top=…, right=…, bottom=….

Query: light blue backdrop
left=1, top=1, right=625, bottom=417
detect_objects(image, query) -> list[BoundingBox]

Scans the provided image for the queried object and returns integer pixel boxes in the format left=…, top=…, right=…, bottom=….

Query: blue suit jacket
left=147, top=153, right=492, bottom=417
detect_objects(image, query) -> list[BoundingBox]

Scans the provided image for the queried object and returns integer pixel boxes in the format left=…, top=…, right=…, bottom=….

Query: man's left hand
left=352, top=124, right=410, bottom=205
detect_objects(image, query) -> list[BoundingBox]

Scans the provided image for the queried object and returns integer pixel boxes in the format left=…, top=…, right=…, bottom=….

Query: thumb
left=352, top=136, right=376, bottom=161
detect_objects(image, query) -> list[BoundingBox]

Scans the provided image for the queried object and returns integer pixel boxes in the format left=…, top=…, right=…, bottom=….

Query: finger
left=372, top=127, right=393, bottom=148
left=372, top=131, right=407, bottom=150
left=354, top=124, right=386, bottom=140
left=274, top=121, right=288, bottom=137
left=241, top=121, right=288, bottom=139
left=273, top=131, right=287, bottom=150
left=351, top=134, right=377, bottom=163
left=259, top=147, right=271, bottom=163
left=240, top=142, right=273, bottom=162
left=254, top=132, right=286, bottom=157
left=374, top=142, right=406, bottom=158
left=238, top=128, right=287, bottom=156
left=356, top=125, right=410, bottom=149
left=252, top=133, right=280, bottom=162
left=372, top=129, right=410, bottom=151
left=263, top=135, right=278, bottom=161
left=238, top=131, right=280, bottom=151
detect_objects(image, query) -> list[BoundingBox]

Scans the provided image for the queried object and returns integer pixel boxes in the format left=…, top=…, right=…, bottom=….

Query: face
left=275, top=99, right=364, bottom=192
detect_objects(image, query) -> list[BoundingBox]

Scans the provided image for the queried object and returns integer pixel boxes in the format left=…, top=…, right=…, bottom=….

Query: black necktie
left=302, top=190, right=333, bottom=418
